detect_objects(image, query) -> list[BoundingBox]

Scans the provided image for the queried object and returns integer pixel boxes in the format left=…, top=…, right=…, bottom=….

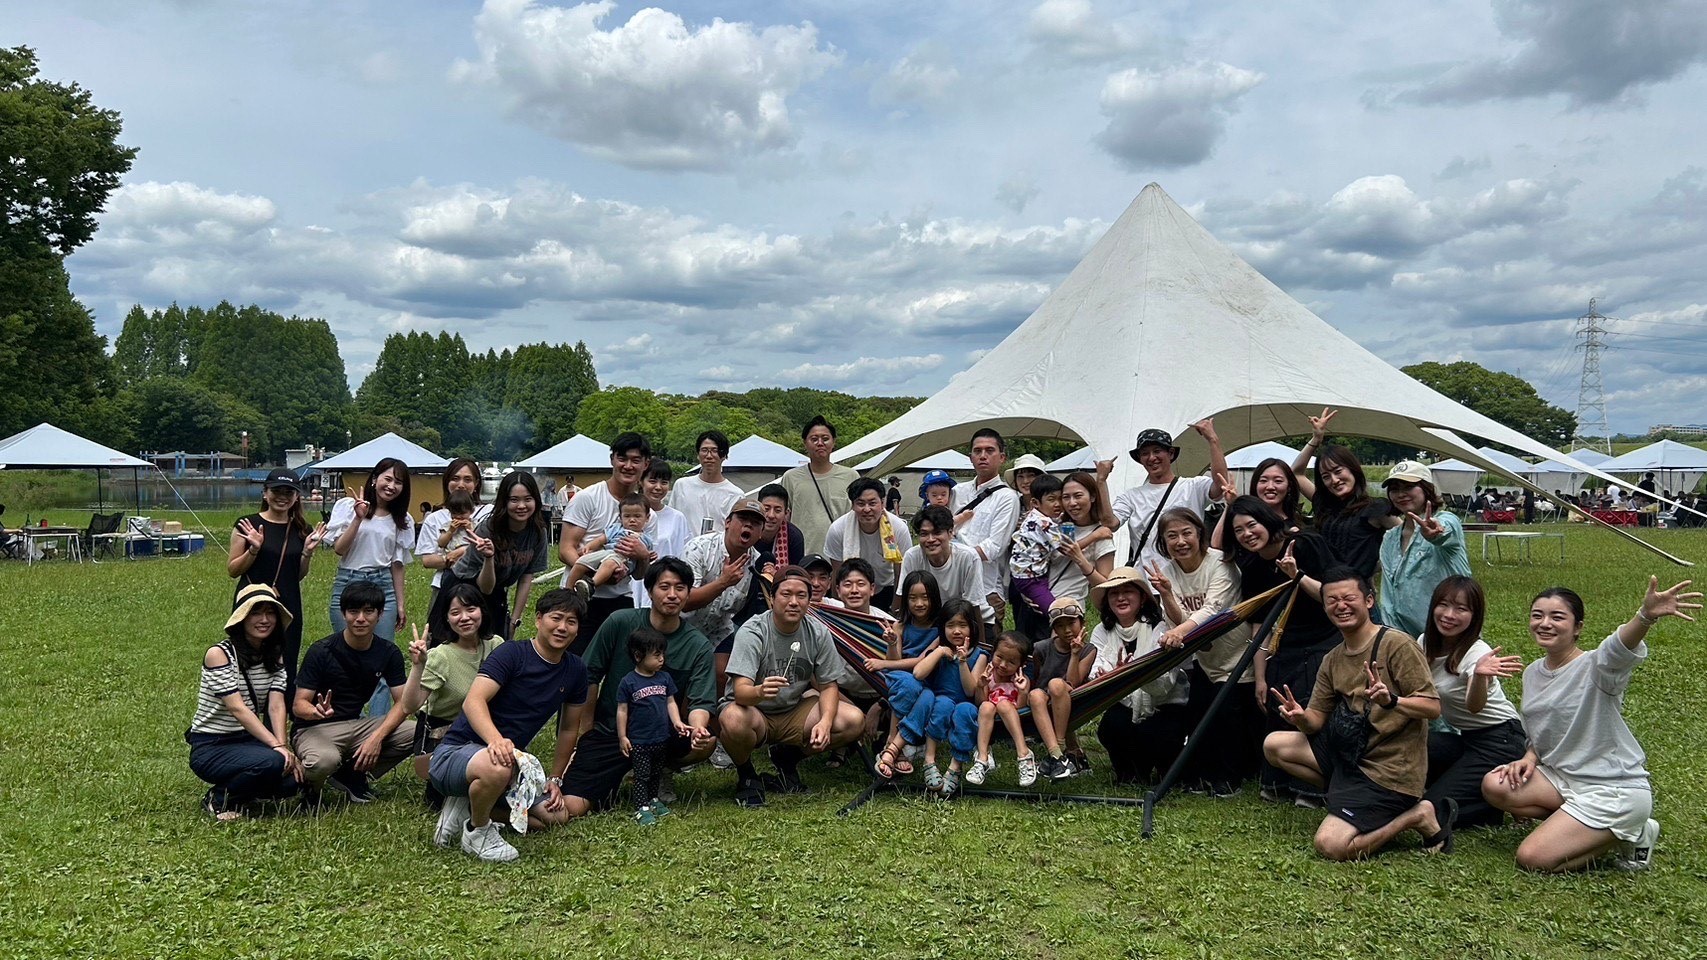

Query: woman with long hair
left=1046, top=470, right=1116, bottom=607
left=187, top=584, right=302, bottom=821
left=402, top=582, right=503, bottom=790
left=1485, top=578, right=1699, bottom=872
left=416, top=458, right=491, bottom=614
left=228, top=469, right=326, bottom=688
left=327, top=457, right=414, bottom=639
left=1088, top=567, right=1187, bottom=785
left=1418, top=576, right=1526, bottom=830
left=431, top=470, right=549, bottom=642
left=1209, top=457, right=1303, bottom=551
left=1291, top=409, right=1396, bottom=577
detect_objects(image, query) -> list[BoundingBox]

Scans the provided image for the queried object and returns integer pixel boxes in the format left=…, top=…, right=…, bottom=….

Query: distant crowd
left=190, top=412, right=1694, bottom=870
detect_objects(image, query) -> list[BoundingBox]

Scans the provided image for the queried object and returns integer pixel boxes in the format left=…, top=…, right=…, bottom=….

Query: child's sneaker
left=1046, top=754, right=1074, bottom=781
left=1614, top=819, right=1659, bottom=871
left=634, top=805, right=659, bottom=825
left=1017, top=752, right=1039, bottom=787
left=657, top=768, right=677, bottom=804
left=1067, top=751, right=1091, bottom=777
left=572, top=579, right=590, bottom=602
left=650, top=800, right=672, bottom=818
left=965, top=755, right=995, bottom=786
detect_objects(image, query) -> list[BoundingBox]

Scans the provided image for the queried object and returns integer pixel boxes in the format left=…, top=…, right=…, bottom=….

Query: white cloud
left=778, top=354, right=945, bottom=386
left=1026, top=0, right=1142, bottom=63
left=451, top=0, right=841, bottom=170
left=1095, top=62, right=1263, bottom=168
left=872, top=49, right=960, bottom=106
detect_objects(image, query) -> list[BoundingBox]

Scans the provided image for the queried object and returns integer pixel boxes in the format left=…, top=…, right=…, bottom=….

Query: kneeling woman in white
left=1484, top=577, right=1700, bottom=872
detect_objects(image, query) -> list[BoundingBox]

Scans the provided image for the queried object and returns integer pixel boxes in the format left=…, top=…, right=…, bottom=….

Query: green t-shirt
left=583, top=608, right=717, bottom=735
left=421, top=638, right=506, bottom=721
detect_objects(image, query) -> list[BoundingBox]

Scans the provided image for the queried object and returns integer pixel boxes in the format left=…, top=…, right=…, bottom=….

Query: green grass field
left=3, top=512, right=1706, bottom=959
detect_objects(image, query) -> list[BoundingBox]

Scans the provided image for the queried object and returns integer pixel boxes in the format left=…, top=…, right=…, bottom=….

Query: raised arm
left=1292, top=408, right=1335, bottom=502
left=1618, top=577, right=1701, bottom=650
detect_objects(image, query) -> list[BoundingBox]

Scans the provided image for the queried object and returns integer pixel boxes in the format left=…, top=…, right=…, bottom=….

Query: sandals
left=1422, top=798, right=1458, bottom=854
left=940, top=766, right=961, bottom=800
left=875, top=740, right=905, bottom=780
left=922, top=764, right=944, bottom=793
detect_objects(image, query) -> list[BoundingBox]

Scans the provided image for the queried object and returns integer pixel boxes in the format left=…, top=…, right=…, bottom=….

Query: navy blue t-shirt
left=295, top=632, right=406, bottom=727
left=617, top=669, right=678, bottom=747
left=440, top=639, right=589, bottom=750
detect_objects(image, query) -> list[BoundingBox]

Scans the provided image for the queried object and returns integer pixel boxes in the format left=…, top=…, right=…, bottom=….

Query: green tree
left=1402, top=360, right=1577, bottom=449
left=662, top=399, right=758, bottom=462
left=191, top=302, right=353, bottom=460
left=574, top=386, right=668, bottom=447
left=505, top=341, right=598, bottom=453
left=112, top=302, right=202, bottom=386
left=1, top=46, right=138, bottom=256
left=0, top=46, right=133, bottom=439
left=122, top=377, right=263, bottom=454
left=355, top=330, right=473, bottom=439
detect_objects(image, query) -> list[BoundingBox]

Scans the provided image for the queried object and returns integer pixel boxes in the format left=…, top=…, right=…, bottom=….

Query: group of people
left=188, top=413, right=1695, bottom=871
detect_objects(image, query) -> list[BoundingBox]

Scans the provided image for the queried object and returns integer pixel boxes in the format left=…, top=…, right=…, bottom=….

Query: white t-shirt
left=1113, top=474, right=1215, bottom=571
left=822, top=511, right=913, bottom=591
left=326, top=497, right=415, bottom=571
left=415, top=503, right=494, bottom=588
left=898, top=542, right=993, bottom=623
left=632, top=505, right=695, bottom=608
left=1159, top=548, right=1248, bottom=683
left=1522, top=634, right=1649, bottom=787
left=1430, top=638, right=1521, bottom=731
left=951, top=477, right=1021, bottom=600
left=1046, top=533, right=1115, bottom=608
left=667, top=474, right=745, bottom=537
left=561, top=481, right=630, bottom=598
left=680, top=531, right=757, bottom=644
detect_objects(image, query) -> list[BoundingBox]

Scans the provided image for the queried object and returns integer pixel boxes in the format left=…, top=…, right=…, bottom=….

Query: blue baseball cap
left=918, top=469, right=957, bottom=498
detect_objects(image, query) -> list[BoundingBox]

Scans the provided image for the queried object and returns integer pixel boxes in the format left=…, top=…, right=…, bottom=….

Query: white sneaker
left=1614, top=818, right=1659, bottom=871
left=965, top=755, right=994, bottom=786
left=709, top=743, right=734, bottom=770
left=461, top=820, right=519, bottom=862
left=434, top=796, right=470, bottom=848
left=1017, top=752, right=1039, bottom=787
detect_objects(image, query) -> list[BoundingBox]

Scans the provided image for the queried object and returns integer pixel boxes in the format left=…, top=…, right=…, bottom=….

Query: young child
left=436, top=491, right=477, bottom=566
left=911, top=598, right=984, bottom=798
left=1007, top=473, right=1071, bottom=618
left=965, top=631, right=1041, bottom=787
left=861, top=567, right=938, bottom=779
left=616, top=626, right=689, bottom=824
left=570, top=494, right=657, bottom=598
left=919, top=470, right=956, bottom=511
left=1034, top=597, right=1097, bottom=777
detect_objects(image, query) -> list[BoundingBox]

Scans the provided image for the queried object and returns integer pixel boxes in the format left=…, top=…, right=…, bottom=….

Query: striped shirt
left=190, top=640, right=287, bottom=735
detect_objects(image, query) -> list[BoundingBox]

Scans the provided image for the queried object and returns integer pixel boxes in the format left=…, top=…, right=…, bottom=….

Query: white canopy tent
left=1598, top=439, right=1707, bottom=495
left=314, top=432, right=450, bottom=471
left=1224, top=441, right=1308, bottom=496
left=0, top=422, right=153, bottom=511
left=1046, top=446, right=1098, bottom=473
left=856, top=445, right=974, bottom=514
left=1426, top=459, right=1485, bottom=500
left=834, top=183, right=1690, bottom=563
left=513, top=434, right=612, bottom=471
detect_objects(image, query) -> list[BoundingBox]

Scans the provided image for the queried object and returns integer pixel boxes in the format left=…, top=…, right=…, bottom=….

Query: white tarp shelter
left=1427, top=459, right=1485, bottom=499
left=1598, top=439, right=1707, bottom=494
left=0, top=422, right=150, bottom=469
left=1046, top=446, right=1098, bottom=473
left=514, top=434, right=612, bottom=471
left=709, top=434, right=806, bottom=493
left=833, top=183, right=1691, bottom=563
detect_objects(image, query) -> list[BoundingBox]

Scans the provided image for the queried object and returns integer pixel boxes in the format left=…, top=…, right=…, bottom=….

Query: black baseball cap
left=264, top=468, right=303, bottom=492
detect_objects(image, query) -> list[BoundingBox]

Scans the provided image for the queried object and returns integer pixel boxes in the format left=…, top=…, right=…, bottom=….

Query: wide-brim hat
left=1003, top=453, right=1049, bottom=484
left=226, top=583, right=294, bottom=632
left=1090, top=565, right=1152, bottom=610
left=1128, top=428, right=1180, bottom=463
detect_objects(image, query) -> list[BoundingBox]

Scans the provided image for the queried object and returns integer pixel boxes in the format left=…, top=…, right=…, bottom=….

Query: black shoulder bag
left=1322, top=627, right=1391, bottom=771
left=1125, top=478, right=1179, bottom=566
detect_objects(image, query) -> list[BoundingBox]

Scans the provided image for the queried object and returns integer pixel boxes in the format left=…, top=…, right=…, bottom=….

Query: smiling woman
left=431, top=471, right=549, bottom=644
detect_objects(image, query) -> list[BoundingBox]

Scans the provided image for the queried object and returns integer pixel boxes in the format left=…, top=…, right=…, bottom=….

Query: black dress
left=233, top=514, right=308, bottom=687
left=1315, top=500, right=1392, bottom=579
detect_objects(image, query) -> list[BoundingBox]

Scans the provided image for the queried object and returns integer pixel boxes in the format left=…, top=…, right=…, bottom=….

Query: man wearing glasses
left=558, top=432, right=655, bottom=653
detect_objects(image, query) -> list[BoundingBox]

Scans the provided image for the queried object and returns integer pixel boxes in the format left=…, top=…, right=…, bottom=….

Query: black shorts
left=561, top=728, right=690, bottom=812
left=1310, top=734, right=1418, bottom=833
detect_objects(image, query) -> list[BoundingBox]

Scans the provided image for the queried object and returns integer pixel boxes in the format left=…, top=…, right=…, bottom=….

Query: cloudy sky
left=11, top=0, right=1707, bottom=433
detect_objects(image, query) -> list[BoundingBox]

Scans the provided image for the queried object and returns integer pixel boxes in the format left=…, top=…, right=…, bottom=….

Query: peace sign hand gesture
left=1407, top=502, right=1445, bottom=540
left=353, top=498, right=371, bottom=521
left=311, top=690, right=336, bottom=719
left=1309, top=407, right=1338, bottom=442
left=408, top=624, right=430, bottom=665
left=1144, top=561, right=1173, bottom=598
left=471, top=534, right=495, bottom=558
left=1640, top=576, right=1702, bottom=623
left=1275, top=541, right=1298, bottom=579
left=1272, top=685, right=1307, bottom=726
left=1365, top=660, right=1395, bottom=708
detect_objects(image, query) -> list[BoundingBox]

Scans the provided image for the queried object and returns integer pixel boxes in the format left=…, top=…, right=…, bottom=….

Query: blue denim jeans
left=329, top=565, right=399, bottom=717
left=188, top=733, right=296, bottom=809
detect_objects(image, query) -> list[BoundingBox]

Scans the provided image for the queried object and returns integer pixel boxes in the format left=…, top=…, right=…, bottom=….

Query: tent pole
left=1142, top=582, right=1297, bottom=839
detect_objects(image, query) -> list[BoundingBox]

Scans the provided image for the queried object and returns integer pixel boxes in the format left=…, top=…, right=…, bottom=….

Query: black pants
left=1097, top=703, right=1191, bottom=786
left=630, top=743, right=665, bottom=811
left=1425, top=718, right=1527, bottom=829
left=1179, top=664, right=1261, bottom=789
left=1260, top=640, right=1337, bottom=794
left=574, top=595, right=635, bottom=657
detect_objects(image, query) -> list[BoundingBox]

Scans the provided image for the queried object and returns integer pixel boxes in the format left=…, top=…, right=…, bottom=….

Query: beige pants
left=292, top=715, right=417, bottom=784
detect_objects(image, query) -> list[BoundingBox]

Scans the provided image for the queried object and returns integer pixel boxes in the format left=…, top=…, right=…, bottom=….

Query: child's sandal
left=922, top=764, right=943, bottom=793
left=874, top=741, right=903, bottom=780
left=940, top=767, right=961, bottom=800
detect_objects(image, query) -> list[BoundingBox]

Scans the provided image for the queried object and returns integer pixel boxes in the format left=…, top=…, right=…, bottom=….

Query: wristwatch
left=547, top=776, right=563, bottom=788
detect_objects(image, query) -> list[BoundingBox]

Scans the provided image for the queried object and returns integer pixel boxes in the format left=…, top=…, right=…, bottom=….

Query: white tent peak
left=314, top=432, right=449, bottom=471
left=831, top=182, right=1690, bottom=563
left=723, top=435, right=806, bottom=470
left=514, top=434, right=613, bottom=471
left=0, top=422, right=150, bottom=469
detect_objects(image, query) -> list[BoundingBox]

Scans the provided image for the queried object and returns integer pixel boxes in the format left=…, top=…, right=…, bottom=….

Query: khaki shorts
left=757, top=698, right=820, bottom=747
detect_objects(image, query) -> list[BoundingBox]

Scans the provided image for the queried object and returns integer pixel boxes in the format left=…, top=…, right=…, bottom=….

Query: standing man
left=897, top=505, right=994, bottom=628
left=427, top=589, right=591, bottom=862
left=668, top=430, right=745, bottom=536
left=1263, top=567, right=1449, bottom=860
left=1102, top=420, right=1229, bottom=571
left=559, top=558, right=720, bottom=816
left=885, top=476, right=904, bottom=516
left=780, top=415, right=860, bottom=555
left=952, top=429, right=1021, bottom=632
left=716, top=566, right=864, bottom=807
left=824, top=477, right=912, bottom=610
left=559, top=433, right=653, bottom=651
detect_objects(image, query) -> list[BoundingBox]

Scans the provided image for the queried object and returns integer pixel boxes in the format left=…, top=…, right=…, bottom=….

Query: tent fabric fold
left=829, top=183, right=1689, bottom=565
